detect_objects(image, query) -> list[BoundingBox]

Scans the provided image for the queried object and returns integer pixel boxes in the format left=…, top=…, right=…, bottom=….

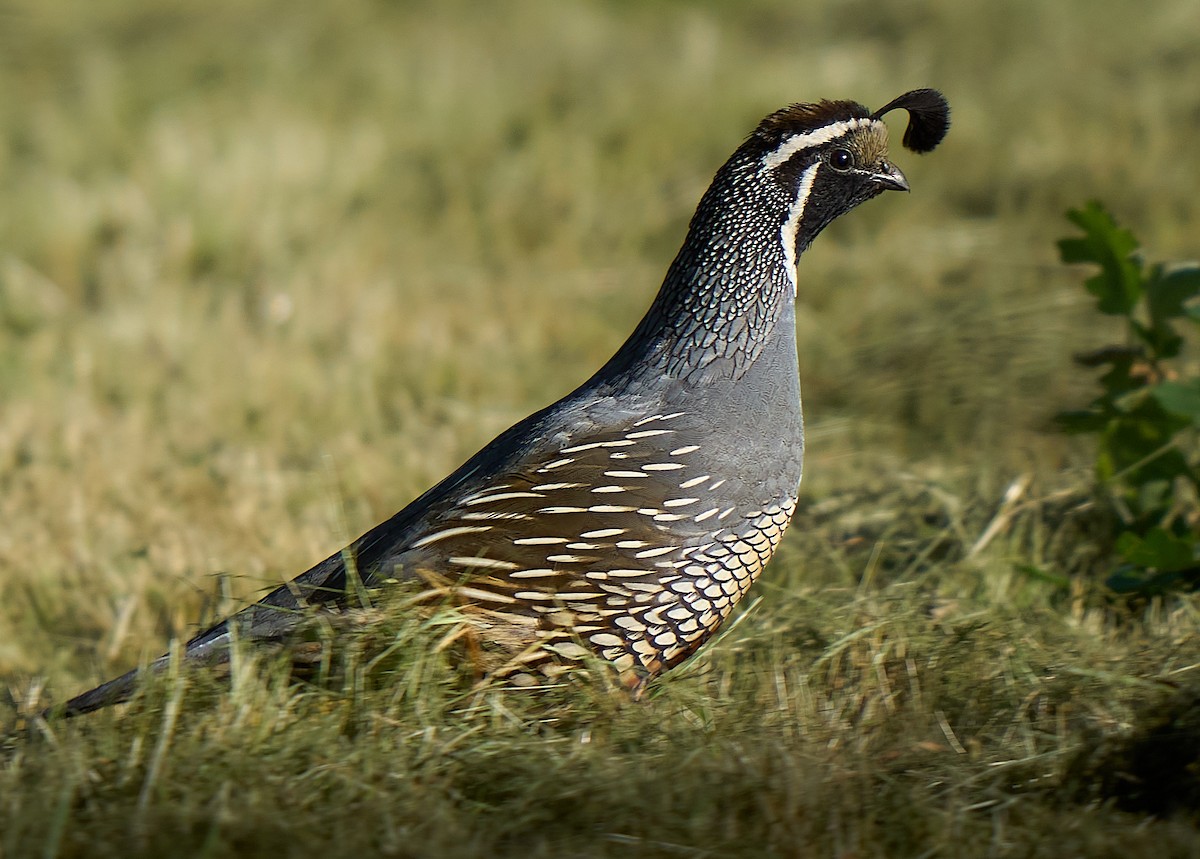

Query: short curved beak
left=871, top=161, right=910, bottom=192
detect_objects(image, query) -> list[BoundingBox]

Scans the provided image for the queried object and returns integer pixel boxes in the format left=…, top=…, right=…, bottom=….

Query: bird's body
left=56, top=90, right=948, bottom=716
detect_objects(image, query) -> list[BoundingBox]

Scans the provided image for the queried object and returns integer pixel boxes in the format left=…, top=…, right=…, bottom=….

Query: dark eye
left=828, top=148, right=854, bottom=171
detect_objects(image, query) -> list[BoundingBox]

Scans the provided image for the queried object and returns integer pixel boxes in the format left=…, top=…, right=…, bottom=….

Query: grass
left=2, top=0, right=1199, bottom=855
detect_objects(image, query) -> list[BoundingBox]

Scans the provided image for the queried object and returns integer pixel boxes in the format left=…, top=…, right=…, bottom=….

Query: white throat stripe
left=781, top=162, right=820, bottom=295
left=761, top=118, right=875, bottom=171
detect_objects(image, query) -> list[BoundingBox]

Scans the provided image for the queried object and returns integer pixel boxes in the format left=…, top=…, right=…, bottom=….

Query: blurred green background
left=1, top=2, right=1198, bottom=853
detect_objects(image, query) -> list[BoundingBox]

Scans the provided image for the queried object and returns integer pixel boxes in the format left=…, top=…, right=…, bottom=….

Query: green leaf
left=1105, top=564, right=1183, bottom=595
left=1112, top=386, right=1154, bottom=414
left=1139, top=263, right=1200, bottom=359
left=1096, top=399, right=1191, bottom=488
left=1085, top=272, right=1142, bottom=316
left=1056, top=237, right=1096, bottom=265
left=1152, top=379, right=1200, bottom=421
left=1071, top=345, right=1143, bottom=369
left=1058, top=202, right=1143, bottom=315
left=1115, top=528, right=1197, bottom=572
left=1130, top=315, right=1183, bottom=361
left=1062, top=201, right=1140, bottom=261
left=1147, top=263, right=1200, bottom=322
left=1096, top=354, right=1144, bottom=399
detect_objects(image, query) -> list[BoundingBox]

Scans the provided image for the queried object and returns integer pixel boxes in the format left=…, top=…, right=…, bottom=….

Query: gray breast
left=386, top=301, right=804, bottom=682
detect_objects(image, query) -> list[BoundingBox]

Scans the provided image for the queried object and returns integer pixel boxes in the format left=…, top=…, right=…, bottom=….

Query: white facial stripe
left=760, top=117, right=875, bottom=172
left=781, top=162, right=820, bottom=295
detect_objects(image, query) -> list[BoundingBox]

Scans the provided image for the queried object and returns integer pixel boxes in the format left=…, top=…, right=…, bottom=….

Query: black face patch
left=764, top=123, right=890, bottom=196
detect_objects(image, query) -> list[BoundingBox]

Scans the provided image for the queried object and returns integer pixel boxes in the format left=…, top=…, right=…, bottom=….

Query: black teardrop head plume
left=870, top=89, right=950, bottom=154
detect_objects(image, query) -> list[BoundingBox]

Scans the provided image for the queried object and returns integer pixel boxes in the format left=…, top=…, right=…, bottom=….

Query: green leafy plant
left=1056, top=201, right=1200, bottom=594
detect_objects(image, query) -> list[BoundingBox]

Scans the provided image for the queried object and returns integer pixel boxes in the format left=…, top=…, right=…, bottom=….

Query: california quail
left=55, top=90, right=949, bottom=715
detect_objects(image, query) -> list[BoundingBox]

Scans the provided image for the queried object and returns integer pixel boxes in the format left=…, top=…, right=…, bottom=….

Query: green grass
left=2, top=0, right=1199, bottom=855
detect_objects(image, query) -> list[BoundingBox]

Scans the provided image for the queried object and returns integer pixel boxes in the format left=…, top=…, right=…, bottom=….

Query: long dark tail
left=47, top=545, right=366, bottom=717
left=55, top=663, right=153, bottom=717
left=46, top=475, right=438, bottom=718
left=50, top=619, right=235, bottom=717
